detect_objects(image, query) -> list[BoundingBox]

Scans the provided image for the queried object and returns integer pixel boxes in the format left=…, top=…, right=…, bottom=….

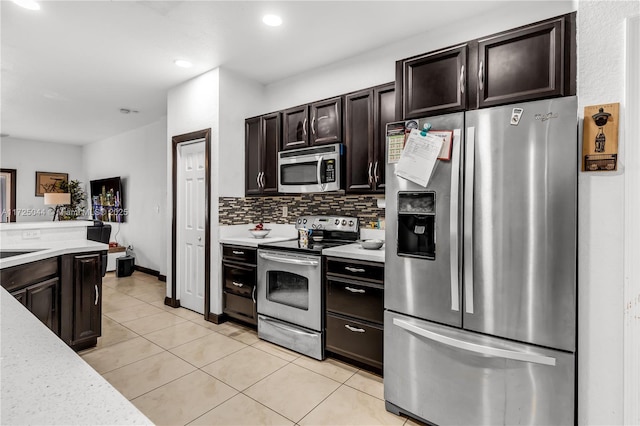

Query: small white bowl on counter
left=248, top=228, right=271, bottom=239
left=358, top=239, right=384, bottom=250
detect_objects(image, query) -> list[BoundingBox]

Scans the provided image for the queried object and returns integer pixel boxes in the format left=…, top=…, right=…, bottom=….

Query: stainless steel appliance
left=384, top=96, right=578, bottom=425
left=257, top=215, right=359, bottom=359
left=278, top=143, right=343, bottom=193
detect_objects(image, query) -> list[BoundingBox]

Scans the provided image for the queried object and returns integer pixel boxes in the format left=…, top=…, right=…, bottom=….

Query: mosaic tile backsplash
left=219, top=194, right=385, bottom=226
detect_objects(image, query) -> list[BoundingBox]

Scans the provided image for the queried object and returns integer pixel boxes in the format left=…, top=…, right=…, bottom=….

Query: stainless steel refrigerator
left=384, top=96, right=577, bottom=425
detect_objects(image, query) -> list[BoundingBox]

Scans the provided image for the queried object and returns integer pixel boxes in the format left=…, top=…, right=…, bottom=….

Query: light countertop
left=219, top=223, right=297, bottom=248
left=322, top=242, right=385, bottom=263
left=0, top=239, right=108, bottom=269
left=0, top=287, right=152, bottom=425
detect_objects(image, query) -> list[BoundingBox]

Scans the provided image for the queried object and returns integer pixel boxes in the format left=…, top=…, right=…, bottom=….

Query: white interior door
left=177, top=139, right=206, bottom=314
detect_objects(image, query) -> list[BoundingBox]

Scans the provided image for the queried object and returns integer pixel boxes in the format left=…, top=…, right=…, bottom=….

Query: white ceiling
left=1, top=0, right=506, bottom=146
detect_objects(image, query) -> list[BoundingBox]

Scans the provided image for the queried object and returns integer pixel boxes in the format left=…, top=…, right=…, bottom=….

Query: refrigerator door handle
left=464, top=127, right=475, bottom=314
left=449, top=129, right=461, bottom=312
left=393, top=318, right=557, bottom=366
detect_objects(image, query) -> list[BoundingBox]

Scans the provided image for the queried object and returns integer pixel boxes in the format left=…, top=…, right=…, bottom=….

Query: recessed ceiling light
left=174, top=59, right=193, bottom=68
left=12, top=0, right=40, bottom=11
left=262, top=14, right=282, bottom=27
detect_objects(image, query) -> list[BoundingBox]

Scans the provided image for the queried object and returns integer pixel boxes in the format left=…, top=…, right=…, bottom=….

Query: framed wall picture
left=35, top=171, right=68, bottom=196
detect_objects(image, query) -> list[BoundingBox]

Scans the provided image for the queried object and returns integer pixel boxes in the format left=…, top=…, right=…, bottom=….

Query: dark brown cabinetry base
left=325, top=256, right=384, bottom=373
left=221, top=245, right=258, bottom=327
left=1, top=251, right=105, bottom=351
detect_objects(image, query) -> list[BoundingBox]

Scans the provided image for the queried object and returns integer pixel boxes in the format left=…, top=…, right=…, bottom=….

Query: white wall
left=166, top=67, right=265, bottom=313
left=218, top=67, right=265, bottom=198
left=0, top=137, right=84, bottom=222
left=83, top=119, right=168, bottom=275
left=263, top=1, right=576, bottom=111
left=577, top=2, right=639, bottom=425
left=166, top=69, right=220, bottom=306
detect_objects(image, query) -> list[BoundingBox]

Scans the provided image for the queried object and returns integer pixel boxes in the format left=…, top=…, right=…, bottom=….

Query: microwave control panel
left=322, top=159, right=336, bottom=183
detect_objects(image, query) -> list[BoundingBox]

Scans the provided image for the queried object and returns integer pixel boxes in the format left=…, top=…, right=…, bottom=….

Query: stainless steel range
left=257, top=215, right=359, bottom=360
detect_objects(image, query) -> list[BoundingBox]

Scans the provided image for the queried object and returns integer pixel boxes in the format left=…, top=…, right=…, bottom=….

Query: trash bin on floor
left=116, top=255, right=135, bottom=277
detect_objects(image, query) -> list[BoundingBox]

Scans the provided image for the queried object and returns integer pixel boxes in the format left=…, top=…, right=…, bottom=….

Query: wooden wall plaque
left=582, top=103, right=619, bottom=171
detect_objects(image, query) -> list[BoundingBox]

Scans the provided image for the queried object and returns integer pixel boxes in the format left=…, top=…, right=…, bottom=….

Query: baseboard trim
left=134, top=265, right=166, bottom=282
left=207, top=312, right=225, bottom=324
left=164, top=297, right=180, bottom=308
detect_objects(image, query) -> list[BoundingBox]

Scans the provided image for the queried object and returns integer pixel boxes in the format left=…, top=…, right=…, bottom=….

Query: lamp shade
left=44, top=192, right=71, bottom=205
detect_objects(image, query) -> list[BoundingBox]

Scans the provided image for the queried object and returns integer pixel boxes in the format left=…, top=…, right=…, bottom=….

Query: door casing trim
left=169, top=129, right=211, bottom=320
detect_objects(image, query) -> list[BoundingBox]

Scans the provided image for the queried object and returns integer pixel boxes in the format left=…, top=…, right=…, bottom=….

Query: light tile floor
left=80, top=271, right=424, bottom=426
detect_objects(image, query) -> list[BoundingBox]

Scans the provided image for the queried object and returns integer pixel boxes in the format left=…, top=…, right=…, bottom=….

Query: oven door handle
left=260, top=316, right=318, bottom=337
left=259, top=252, right=319, bottom=266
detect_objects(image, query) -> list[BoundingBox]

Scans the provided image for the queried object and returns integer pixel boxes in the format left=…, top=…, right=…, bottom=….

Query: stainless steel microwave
left=278, top=143, right=343, bottom=193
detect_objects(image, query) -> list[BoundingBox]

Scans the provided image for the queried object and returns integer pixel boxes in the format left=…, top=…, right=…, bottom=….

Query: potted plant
left=56, top=179, right=87, bottom=220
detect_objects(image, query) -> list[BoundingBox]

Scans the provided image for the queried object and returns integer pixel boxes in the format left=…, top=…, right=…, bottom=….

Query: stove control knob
left=312, top=224, right=316, bottom=229
left=334, top=219, right=340, bottom=225
left=303, top=219, right=307, bottom=224
left=348, top=220, right=354, bottom=227
left=317, top=224, right=323, bottom=229
left=341, top=219, right=347, bottom=226
left=297, top=218, right=302, bottom=224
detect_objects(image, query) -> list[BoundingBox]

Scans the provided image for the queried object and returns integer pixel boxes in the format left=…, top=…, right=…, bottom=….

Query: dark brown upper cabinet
left=399, top=44, right=469, bottom=119
left=282, top=105, right=309, bottom=150
left=345, top=83, right=395, bottom=193
left=245, top=113, right=280, bottom=196
left=310, top=97, right=342, bottom=146
left=282, top=97, right=343, bottom=150
left=396, top=13, right=575, bottom=118
left=476, top=14, right=574, bottom=108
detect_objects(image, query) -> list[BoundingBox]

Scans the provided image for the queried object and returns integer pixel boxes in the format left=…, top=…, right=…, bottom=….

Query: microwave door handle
left=317, top=155, right=325, bottom=190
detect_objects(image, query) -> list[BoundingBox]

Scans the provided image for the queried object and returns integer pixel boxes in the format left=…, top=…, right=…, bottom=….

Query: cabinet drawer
left=222, top=261, right=255, bottom=297
left=326, top=278, right=383, bottom=323
left=1, top=257, right=59, bottom=292
left=326, top=314, right=383, bottom=370
left=223, top=291, right=257, bottom=325
left=326, top=257, right=384, bottom=283
left=222, top=245, right=257, bottom=265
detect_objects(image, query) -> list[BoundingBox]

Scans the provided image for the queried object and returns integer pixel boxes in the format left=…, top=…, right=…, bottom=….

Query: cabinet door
left=11, top=288, right=27, bottom=306
left=402, top=44, right=468, bottom=118
left=477, top=17, right=564, bottom=107
left=261, top=112, right=280, bottom=194
left=373, top=83, right=395, bottom=192
left=345, top=89, right=374, bottom=192
left=282, top=105, right=309, bottom=150
left=245, top=117, right=262, bottom=196
left=310, top=97, right=342, bottom=146
left=72, top=254, right=102, bottom=345
left=26, top=277, right=60, bottom=335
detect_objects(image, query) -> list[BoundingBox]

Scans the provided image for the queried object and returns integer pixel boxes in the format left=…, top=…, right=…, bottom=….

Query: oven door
left=257, top=249, right=322, bottom=331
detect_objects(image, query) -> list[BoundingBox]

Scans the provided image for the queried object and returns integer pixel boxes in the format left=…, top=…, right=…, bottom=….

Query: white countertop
left=322, top=242, right=385, bottom=263
left=0, top=239, right=108, bottom=269
left=0, top=287, right=152, bottom=425
left=219, top=223, right=297, bottom=248
left=0, top=220, right=95, bottom=231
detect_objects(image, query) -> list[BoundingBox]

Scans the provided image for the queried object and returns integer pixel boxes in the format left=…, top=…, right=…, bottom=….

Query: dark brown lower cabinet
left=1, top=257, right=60, bottom=336
left=1, top=251, right=104, bottom=351
left=325, top=257, right=384, bottom=373
left=222, top=245, right=257, bottom=326
left=26, top=277, right=60, bottom=334
left=61, top=252, right=104, bottom=351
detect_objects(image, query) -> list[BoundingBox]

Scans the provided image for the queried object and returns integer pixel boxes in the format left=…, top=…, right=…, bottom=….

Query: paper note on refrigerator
left=395, top=129, right=443, bottom=187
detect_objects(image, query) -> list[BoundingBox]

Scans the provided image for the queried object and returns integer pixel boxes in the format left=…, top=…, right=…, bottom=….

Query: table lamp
left=44, top=192, right=71, bottom=221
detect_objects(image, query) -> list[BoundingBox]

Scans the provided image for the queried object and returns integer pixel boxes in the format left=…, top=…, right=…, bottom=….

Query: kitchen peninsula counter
left=0, top=286, right=152, bottom=425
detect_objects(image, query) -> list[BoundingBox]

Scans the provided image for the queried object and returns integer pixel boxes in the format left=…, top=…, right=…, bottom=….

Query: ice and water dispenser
left=397, top=192, right=436, bottom=259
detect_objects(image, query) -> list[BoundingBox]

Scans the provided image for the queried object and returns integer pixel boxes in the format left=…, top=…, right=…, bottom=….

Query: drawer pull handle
left=232, top=250, right=245, bottom=255
left=94, top=285, right=99, bottom=306
left=232, top=281, right=244, bottom=287
left=345, top=266, right=365, bottom=273
left=345, top=286, right=365, bottom=294
left=345, top=324, right=366, bottom=333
